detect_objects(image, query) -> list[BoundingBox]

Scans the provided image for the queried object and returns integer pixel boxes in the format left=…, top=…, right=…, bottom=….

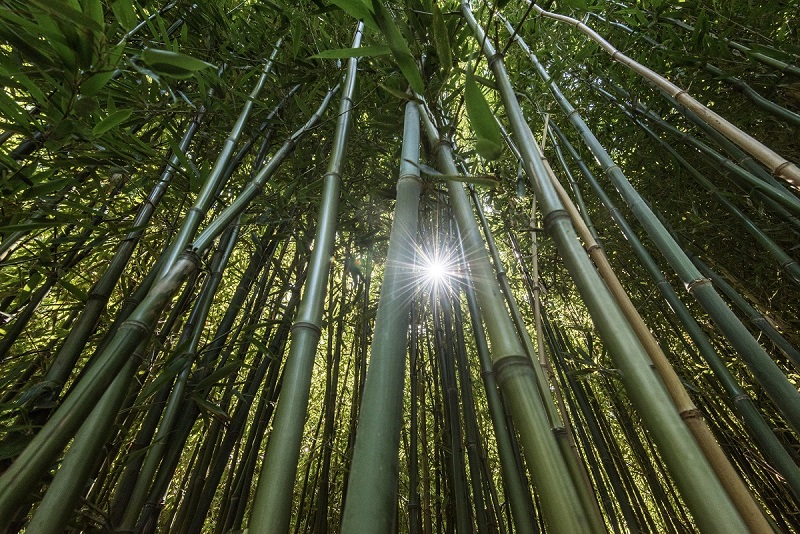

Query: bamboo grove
left=0, top=0, right=798, bottom=531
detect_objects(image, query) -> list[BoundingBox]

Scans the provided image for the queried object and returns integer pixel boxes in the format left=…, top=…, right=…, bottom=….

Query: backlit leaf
left=464, top=69, right=503, bottom=160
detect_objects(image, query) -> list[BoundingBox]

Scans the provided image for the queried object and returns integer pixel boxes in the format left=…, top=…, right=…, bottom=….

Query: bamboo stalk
left=515, top=30, right=800, bottom=435
left=341, top=99, right=423, bottom=532
left=538, top=132, right=772, bottom=532
left=549, top=121, right=800, bottom=501
left=247, top=23, right=363, bottom=534
left=461, top=262, right=537, bottom=534
left=418, top=90, right=596, bottom=532
left=526, top=1, right=800, bottom=188
left=463, top=4, right=749, bottom=531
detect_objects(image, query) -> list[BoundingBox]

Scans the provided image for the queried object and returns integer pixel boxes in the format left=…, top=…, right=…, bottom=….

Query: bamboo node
left=772, top=160, right=793, bottom=178
left=679, top=408, right=702, bottom=421
left=435, top=138, right=453, bottom=152
left=492, top=355, right=534, bottom=386
left=488, top=52, right=504, bottom=68
left=542, top=209, right=570, bottom=232
left=123, top=318, right=154, bottom=339
left=291, top=320, right=322, bottom=336
left=685, top=277, right=712, bottom=293
left=673, top=89, right=689, bottom=100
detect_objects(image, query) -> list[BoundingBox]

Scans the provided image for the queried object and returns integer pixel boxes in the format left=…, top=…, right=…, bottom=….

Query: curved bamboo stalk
left=526, top=1, right=800, bottom=188
left=247, top=23, right=362, bottom=534
left=118, top=221, right=241, bottom=530
left=21, top=108, right=205, bottom=403
left=463, top=4, right=749, bottom=532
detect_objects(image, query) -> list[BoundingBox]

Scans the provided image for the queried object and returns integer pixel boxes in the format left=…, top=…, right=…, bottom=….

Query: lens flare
left=417, top=247, right=459, bottom=295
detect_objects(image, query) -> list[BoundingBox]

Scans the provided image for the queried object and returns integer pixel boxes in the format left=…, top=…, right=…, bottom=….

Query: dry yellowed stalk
left=528, top=1, right=800, bottom=189
left=540, top=154, right=772, bottom=533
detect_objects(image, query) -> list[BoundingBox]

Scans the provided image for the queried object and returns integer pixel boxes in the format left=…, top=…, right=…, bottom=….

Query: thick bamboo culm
left=462, top=3, right=750, bottom=532
left=340, top=99, right=423, bottom=533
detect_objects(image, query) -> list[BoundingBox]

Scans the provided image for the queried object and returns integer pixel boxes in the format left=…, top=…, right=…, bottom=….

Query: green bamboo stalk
left=691, top=256, right=800, bottom=370
left=662, top=16, right=800, bottom=77
left=516, top=33, right=800, bottom=436
left=119, top=220, right=241, bottom=530
left=247, top=23, right=362, bottom=534
left=467, top=183, right=605, bottom=530
left=549, top=121, right=800, bottom=501
left=23, top=358, right=139, bottom=533
left=451, top=297, right=491, bottom=534
left=464, top=4, right=749, bottom=531
left=341, top=98, right=423, bottom=532
left=433, top=296, right=472, bottom=534
left=409, top=301, right=422, bottom=534
left=418, top=87, right=595, bottom=534
left=632, top=117, right=800, bottom=284
left=24, top=109, right=205, bottom=405
left=158, top=40, right=281, bottom=276
left=0, top=84, right=335, bottom=522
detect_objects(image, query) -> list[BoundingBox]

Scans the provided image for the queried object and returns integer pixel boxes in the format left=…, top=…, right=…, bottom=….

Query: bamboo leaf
left=111, top=0, right=138, bottom=32
left=92, top=109, right=132, bottom=136
left=195, top=361, right=243, bottom=391
left=311, top=45, right=391, bottom=59
left=408, top=160, right=499, bottom=187
left=329, top=0, right=377, bottom=29
left=141, top=48, right=216, bottom=79
left=191, top=395, right=231, bottom=423
left=370, top=0, right=424, bottom=94
left=81, top=71, right=115, bottom=97
left=378, top=83, right=413, bottom=101
left=464, top=69, right=503, bottom=160
left=432, top=4, right=452, bottom=77
left=57, top=278, right=88, bottom=301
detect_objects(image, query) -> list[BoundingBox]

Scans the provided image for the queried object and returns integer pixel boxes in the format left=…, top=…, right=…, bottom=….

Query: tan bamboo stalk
left=526, top=1, right=800, bottom=188
left=538, top=148, right=771, bottom=533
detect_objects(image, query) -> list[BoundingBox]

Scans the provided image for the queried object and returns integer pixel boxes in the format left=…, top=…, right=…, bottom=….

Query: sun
left=417, top=246, right=459, bottom=295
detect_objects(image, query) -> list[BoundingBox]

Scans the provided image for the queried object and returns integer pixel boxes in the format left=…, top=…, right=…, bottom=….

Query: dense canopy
left=0, top=0, right=798, bottom=532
